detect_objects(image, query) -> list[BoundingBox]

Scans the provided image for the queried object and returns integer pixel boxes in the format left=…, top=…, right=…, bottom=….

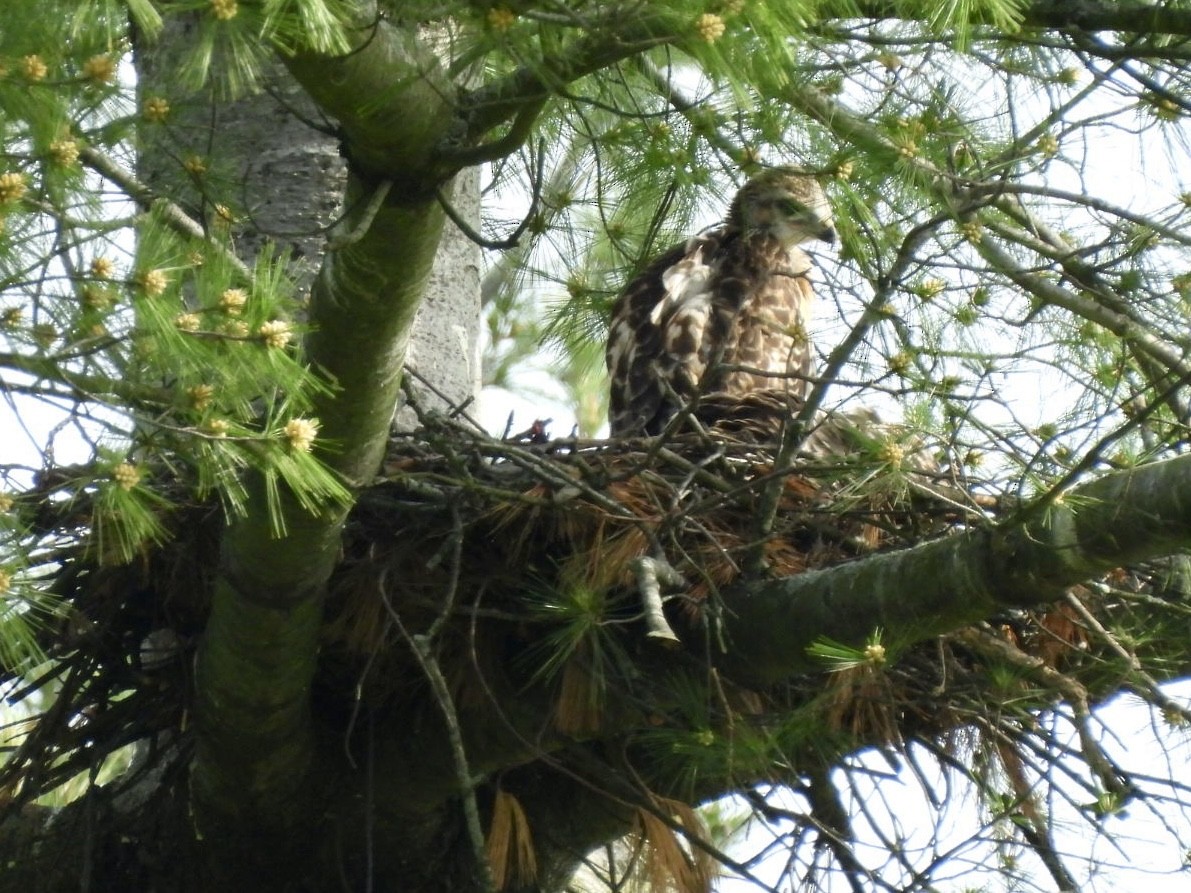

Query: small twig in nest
left=382, top=591, right=496, bottom=893
left=400, top=367, right=483, bottom=430
left=631, top=556, right=684, bottom=645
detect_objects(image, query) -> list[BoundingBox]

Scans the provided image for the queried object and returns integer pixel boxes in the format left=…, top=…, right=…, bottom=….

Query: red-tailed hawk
left=606, top=167, right=835, bottom=436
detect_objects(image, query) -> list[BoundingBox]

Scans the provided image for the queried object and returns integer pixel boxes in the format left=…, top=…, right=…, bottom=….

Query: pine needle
left=486, top=789, right=538, bottom=890
left=632, top=798, right=714, bottom=893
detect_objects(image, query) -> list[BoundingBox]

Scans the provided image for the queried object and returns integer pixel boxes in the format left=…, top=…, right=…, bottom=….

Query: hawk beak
left=819, top=225, right=836, bottom=244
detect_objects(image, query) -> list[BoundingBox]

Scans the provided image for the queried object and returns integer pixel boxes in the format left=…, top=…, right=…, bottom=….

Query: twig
left=744, top=207, right=951, bottom=574
left=630, top=556, right=683, bottom=645
left=78, top=145, right=251, bottom=279
left=381, top=563, right=495, bottom=893
left=327, top=179, right=392, bottom=251
left=632, top=57, right=746, bottom=167
left=956, top=624, right=1132, bottom=801
left=449, top=18, right=677, bottom=153
left=402, top=366, right=489, bottom=433
left=1063, top=591, right=1191, bottom=724
left=803, top=763, right=872, bottom=893
left=435, top=138, right=545, bottom=250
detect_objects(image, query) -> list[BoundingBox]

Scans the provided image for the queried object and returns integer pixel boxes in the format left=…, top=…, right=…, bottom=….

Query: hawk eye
left=777, top=197, right=807, bottom=215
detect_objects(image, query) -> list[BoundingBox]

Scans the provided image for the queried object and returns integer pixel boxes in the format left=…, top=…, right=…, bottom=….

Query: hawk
left=606, top=167, right=835, bottom=436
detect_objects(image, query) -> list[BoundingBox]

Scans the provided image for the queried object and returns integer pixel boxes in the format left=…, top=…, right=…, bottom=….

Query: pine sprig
left=807, top=628, right=890, bottom=672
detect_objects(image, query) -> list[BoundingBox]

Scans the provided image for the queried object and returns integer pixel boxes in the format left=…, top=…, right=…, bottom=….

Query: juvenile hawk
left=606, top=167, right=835, bottom=436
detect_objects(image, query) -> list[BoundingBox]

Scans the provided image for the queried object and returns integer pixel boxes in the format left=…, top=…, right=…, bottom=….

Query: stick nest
left=1, top=406, right=1011, bottom=811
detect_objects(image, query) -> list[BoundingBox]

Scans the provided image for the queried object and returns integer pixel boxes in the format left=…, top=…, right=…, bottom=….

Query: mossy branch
left=722, top=452, right=1191, bottom=683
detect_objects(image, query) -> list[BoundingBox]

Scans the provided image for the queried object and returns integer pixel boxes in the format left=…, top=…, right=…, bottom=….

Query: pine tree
left=2, top=1, right=1191, bottom=890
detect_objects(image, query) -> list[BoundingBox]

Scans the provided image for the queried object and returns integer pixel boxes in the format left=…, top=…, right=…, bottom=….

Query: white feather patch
left=782, top=245, right=813, bottom=277
left=653, top=243, right=714, bottom=327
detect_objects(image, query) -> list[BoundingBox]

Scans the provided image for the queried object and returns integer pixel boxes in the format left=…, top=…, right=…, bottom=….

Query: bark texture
left=724, top=453, right=1191, bottom=682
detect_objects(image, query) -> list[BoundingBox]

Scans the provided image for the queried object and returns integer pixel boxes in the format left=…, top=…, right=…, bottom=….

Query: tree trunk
left=135, top=14, right=481, bottom=887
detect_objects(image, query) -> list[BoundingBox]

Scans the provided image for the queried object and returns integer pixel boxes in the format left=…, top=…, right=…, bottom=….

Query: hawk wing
left=606, top=229, right=817, bottom=437
left=606, top=229, right=728, bottom=436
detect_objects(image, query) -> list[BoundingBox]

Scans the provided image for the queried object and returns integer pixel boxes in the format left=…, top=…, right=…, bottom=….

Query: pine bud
left=259, top=320, right=293, bottom=349
left=112, top=462, right=141, bottom=491
left=284, top=418, right=319, bottom=453
left=695, top=13, right=726, bottom=42
left=209, top=0, right=238, bottom=20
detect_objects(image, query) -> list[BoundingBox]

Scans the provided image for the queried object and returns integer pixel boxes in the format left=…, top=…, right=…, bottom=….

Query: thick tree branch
left=282, top=2, right=456, bottom=188
left=448, top=13, right=678, bottom=162
left=193, top=177, right=449, bottom=831
left=855, top=0, right=1191, bottom=36
left=722, top=452, right=1191, bottom=684
left=1018, top=0, right=1191, bottom=34
left=443, top=97, right=548, bottom=168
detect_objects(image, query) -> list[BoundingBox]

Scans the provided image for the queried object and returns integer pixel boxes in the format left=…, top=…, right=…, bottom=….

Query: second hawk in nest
left=606, top=167, right=835, bottom=437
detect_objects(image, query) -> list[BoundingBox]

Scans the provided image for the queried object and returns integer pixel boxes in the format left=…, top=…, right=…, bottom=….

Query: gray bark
left=136, top=18, right=344, bottom=279
left=395, top=167, right=483, bottom=428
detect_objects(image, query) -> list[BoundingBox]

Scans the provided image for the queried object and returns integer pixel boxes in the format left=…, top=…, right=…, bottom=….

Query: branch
left=79, top=146, right=251, bottom=279
left=779, top=79, right=1191, bottom=389
left=968, top=181, right=1191, bottom=249
left=447, top=14, right=679, bottom=163
left=1018, top=0, right=1191, bottom=35
left=0, top=351, right=170, bottom=407
left=454, top=0, right=1191, bottom=170
left=631, top=57, right=748, bottom=167
left=974, top=233, right=1191, bottom=379
left=385, top=574, right=497, bottom=893
left=853, top=1, right=1191, bottom=37
left=630, top=556, right=683, bottom=644
left=720, top=452, right=1191, bottom=684
left=326, top=179, right=391, bottom=250
left=442, top=98, right=547, bottom=168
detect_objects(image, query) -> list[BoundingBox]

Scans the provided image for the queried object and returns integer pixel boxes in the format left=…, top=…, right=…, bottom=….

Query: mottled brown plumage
left=606, top=167, right=835, bottom=436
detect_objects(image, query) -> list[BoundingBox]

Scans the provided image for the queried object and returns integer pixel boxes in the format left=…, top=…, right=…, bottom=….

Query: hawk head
left=728, top=166, right=835, bottom=247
